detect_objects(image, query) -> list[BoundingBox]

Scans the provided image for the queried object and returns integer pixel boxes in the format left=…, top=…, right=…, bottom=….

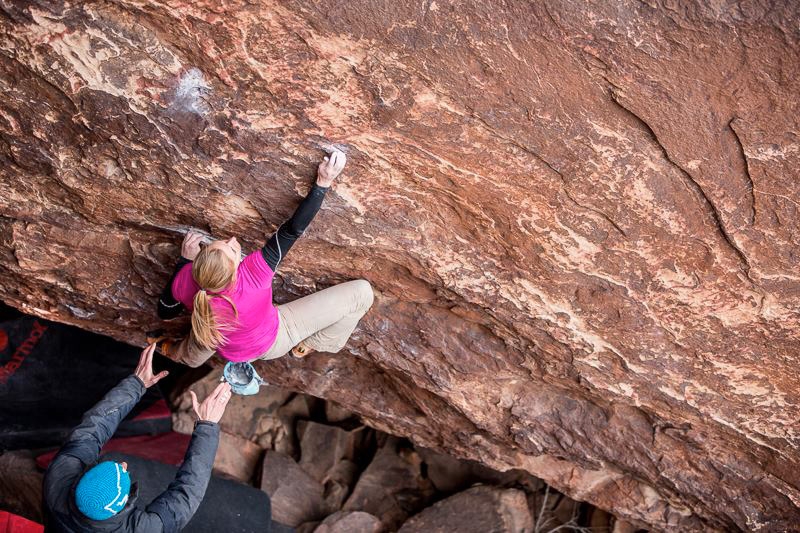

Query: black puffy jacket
left=43, top=375, right=219, bottom=532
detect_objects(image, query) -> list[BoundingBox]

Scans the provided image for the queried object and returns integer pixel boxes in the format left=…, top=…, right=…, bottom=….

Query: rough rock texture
left=0, top=451, right=44, bottom=523
left=261, top=450, right=330, bottom=527
left=397, top=485, right=533, bottom=533
left=1, top=1, right=799, bottom=530
left=298, top=421, right=367, bottom=477
left=417, top=446, right=544, bottom=494
left=211, top=430, right=263, bottom=482
left=343, top=437, right=434, bottom=529
left=313, top=511, right=384, bottom=533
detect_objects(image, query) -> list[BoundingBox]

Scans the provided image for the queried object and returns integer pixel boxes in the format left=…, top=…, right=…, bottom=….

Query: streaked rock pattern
left=1, top=1, right=799, bottom=530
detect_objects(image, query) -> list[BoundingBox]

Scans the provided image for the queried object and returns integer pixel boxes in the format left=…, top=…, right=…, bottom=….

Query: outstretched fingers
left=144, top=342, right=156, bottom=363
left=211, top=382, right=232, bottom=403
left=190, top=391, right=200, bottom=417
left=192, top=382, right=232, bottom=423
left=136, top=342, right=156, bottom=372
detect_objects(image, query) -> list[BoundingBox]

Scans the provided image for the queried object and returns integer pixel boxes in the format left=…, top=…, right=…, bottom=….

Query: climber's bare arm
left=261, top=150, right=346, bottom=271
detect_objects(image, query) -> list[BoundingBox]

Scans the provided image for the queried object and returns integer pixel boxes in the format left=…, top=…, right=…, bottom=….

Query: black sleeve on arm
left=261, top=184, right=328, bottom=271
left=157, top=256, right=191, bottom=319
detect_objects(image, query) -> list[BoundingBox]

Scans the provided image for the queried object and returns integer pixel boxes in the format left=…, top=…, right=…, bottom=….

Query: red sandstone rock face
left=1, top=1, right=799, bottom=530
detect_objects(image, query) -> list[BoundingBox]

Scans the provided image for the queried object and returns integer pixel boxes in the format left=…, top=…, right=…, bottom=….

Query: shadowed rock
left=213, top=431, right=262, bottom=483
left=261, top=450, right=329, bottom=527
left=0, top=451, right=43, bottom=523
left=298, top=421, right=370, bottom=481
left=313, top=511, right=384, bottom=533
left=418, top=447, right=544, bottom=495
left=343, top=438, right=434, bottom=529
left=397, top=485, right=532, bottom=533
left=324, top=401, right=356, bottom=424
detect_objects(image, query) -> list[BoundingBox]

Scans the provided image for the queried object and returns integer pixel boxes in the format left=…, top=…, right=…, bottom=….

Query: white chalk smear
left=152, top=224, right=247, bottom=260
left=66, top=305, right=95, bottom=319
left=174, top=68, right=211, bottom=115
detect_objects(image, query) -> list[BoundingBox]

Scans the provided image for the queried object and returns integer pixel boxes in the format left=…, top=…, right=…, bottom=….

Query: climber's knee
left=353, top=279, right=374, bottom=312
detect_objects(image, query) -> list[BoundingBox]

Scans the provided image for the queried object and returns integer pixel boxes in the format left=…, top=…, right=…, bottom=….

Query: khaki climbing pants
left=171, top=279, right=374, bottom=367
left=259, top=279, right=375, bottom=360
left=171, top=330, right=214, bottom=368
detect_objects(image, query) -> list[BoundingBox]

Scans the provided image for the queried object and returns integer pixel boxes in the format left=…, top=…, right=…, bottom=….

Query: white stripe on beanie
left=102, top=462, right=125, bottom=514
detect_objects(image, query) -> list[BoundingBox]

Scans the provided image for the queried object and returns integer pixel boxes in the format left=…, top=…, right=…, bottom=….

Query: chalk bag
left=222, top=361, right=265, bottom=396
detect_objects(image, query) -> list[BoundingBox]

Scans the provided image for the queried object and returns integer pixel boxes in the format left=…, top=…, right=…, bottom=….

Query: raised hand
left=181, top=231, right=205, bottom=261
left=316, top=149, right=346, bottom=187
left=134, top=343, right=169, bottom=388
left=190, top=382, right=232, bottom=424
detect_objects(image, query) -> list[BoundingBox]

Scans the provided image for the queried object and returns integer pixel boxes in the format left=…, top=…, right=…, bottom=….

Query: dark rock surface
left=296, top=421, right=370, bottom=509
left=297, top=421, right=369, bottom=484
left=313, top=511, right=384, bottom=533
left=261, top=450, right=329, bottom=527
left=343, top=437, right=434, bottom=529
left=213, top=430, right=263, bottom=483
left=0, top=450, right=43, bottom=523
left=397, top=485, right=533, bottom=533
left=417, top=446, right=544, bottom=495
left=1, top=1, right=799, bottom=530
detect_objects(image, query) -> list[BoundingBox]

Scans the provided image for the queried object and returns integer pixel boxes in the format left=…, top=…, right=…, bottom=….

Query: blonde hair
left=190, top=246, right=238, bottom=350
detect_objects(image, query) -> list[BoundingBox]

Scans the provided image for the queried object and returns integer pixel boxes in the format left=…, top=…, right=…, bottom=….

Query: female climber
left=155, top=150, right=374, bottom=367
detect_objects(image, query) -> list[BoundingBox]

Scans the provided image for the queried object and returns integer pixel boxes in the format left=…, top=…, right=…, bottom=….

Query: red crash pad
left=0, top=511, right=43, bottom=533
left=37, top=431, right=192, bottom=470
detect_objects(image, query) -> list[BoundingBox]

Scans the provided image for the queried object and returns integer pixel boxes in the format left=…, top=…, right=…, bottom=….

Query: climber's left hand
left=134, top=342, right=169, bottom=388
left=181, top=231, right=205, bottom=261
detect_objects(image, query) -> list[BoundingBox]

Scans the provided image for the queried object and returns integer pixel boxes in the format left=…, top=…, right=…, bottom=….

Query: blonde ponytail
left=190, top=247, right=239, bottom=350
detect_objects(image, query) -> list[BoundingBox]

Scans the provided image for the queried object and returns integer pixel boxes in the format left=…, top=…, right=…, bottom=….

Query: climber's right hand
left=316, top=149, right=346, bottom=187
left=181, top=231, right=205, bottom=261
left=190, top=382, right=232, bottom=424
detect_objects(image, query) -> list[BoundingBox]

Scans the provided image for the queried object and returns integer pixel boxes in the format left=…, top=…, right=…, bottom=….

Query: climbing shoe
left=146, top=329, right=175, bottom=357
left=291, top=341, right=315, bottom=359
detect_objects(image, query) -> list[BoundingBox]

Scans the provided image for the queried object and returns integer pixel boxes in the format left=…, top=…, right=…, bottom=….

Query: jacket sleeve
left=144, top=421, right=220, bottom=532
left=261, top=184, right=328, bottom=271
left=54, top=375, right=146, bottom=465
left=157, top=257, right=191, bottom=319
left=43, top=375, right=146, bottom=520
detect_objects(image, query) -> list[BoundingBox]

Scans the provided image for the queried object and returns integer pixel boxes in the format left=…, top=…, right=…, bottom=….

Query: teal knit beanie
left=75, top=461, right=131, bottom=521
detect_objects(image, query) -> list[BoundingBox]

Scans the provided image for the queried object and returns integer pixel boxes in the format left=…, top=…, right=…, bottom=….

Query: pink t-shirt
left=171, top=251, right=278, bottom=362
